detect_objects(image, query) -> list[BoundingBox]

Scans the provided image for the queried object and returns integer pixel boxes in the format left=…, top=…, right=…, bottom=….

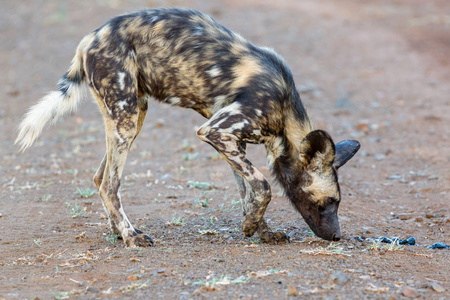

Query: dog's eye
left=328, top=197, right=336, bottom=204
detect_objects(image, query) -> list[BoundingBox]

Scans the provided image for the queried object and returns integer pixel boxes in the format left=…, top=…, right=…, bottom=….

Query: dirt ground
left=1, top=0, right=449, bottom=299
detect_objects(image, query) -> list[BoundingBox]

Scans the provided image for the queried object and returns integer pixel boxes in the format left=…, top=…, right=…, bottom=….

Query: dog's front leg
left=232, top=162, right=289, bottom=244
left=197, top=104, right=271, bottom=238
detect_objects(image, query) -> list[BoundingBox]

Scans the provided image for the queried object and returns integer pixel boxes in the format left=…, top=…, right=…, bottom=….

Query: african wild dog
left=16, top=8, right=360, bottom=247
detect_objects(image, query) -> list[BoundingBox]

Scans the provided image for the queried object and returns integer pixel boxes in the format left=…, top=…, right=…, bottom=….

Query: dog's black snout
left=332, top=233, right=341, bottom=241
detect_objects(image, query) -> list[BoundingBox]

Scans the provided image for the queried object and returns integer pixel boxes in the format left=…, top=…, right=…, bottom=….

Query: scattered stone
left=357, top=120, right=370, bottom=133
left=86, top=286, right=99, bottom=293
left=396, top=213, right=413, bottom=221
left=75, top=231, right=86, bottom=240
left=331, top=272, right=349, bottom=285
left=287, top=285, right=299, bottom=296
left=335, top=97, right=352, bottom=109
left=430, top=282, right=445, bottom=293
left=375, top=153, right=386, bottom=161
left=127, top=275, right=139, bottom=281
left=402, top=286, right=419, bottom=298
left=365, top=283, right=389, bottom=293
left=387, top=175, right=402, bottom=180
left=180, top=261, right=189, bottom=267
left=425, top=213, right=444, bottom=219
left=428, top=243, right=449, bottom=249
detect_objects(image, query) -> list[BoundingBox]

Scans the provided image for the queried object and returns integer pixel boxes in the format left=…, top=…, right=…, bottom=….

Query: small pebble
left=375, top=153, right=386, bottom=161
left=396, top=213, right=413, bottom=220
left=402, top=286, right=419, bottom=298
left=430, top=282, right=445, bottom=293
left=331, top=272, right=349, bottom=285
left=86, top=286, right=99, bottom=293
left=426, top=213, right=444, bottom=219
left=287, top=285, right=298, bottom=296
left=357, top=120, right=370, bottom=133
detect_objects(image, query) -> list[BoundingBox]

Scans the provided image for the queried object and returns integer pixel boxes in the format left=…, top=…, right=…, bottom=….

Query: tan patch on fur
left=229, top=40, right=248, bottom=55
left=230, top=56, right=264, bottom=90
left=266, top=136, right=284, bottom=168
left=97, top=24, right=111, bottom=39
left=303, top=170, right=339, bottom=206
left=68, top=33, right=95, bottom=80
left=285, top=110, right=313, bottom=152
left=152, top=20, right=166, bottom=34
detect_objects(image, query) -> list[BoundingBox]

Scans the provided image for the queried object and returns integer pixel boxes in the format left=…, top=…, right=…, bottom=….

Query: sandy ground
left=0, top=0, right=449, bottom=299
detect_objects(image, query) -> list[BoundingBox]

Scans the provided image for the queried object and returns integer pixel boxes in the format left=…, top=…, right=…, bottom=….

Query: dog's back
left=85, top=8, right=310, bottom=131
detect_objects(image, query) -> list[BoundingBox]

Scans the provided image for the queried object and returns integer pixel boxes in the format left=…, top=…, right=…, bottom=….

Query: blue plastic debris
left=428, top=243, right=449, bottom=249
left=376, top=236, right=416, bottom=245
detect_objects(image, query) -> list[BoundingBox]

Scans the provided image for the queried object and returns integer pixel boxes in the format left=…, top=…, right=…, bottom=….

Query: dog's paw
left=258, top=230, right=290, bottom=244
left=124, top=234, right=154, bottom=247
left=242, top=217, right=259, bottom=237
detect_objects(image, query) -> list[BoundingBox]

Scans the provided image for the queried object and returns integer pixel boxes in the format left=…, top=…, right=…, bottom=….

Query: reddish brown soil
left=1, top=0, right=449, bottom=299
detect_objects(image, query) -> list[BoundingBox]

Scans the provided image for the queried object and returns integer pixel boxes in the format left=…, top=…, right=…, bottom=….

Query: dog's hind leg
left=93, top=97, right=148, bottom=238
left=89, top=66, right=153, bottom=247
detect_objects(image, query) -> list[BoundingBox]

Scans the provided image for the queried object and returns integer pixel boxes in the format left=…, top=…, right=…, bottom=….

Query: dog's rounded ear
left=299, top=130, right=335, bottom=168
left=333, top=140, right=360, bottom=169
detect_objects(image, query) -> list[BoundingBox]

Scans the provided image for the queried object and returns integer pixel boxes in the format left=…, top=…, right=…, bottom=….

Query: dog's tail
left=15, top=34, right=93, bottom=152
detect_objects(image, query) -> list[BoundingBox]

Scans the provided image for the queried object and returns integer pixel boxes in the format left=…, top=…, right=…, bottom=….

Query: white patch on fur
left=15, top=81, right=85, bottom=151
left=197, top=102, right=242, bottom=137
left=193, top=25, right=204, bottom=36
left=213, top=95, right=228, bottom=113
left=213, top=102, right=242, bottom=128
left=217, top=120, right=249, bottom=133
left=117, top=206, right=133, bottom=237
left=207, top=65, right=221, bottom=78
left=114, top=130, right=124, bottom=144
left=118, top=72, right=126, bottom=91
left=128, top=49, right=136, bottom=60
left=117, top=100, right=128, bottom=110
left=150, top=15, right=159, bottom=23
left=168, top=97, right=181, bottom=106
left=220, top=101, right=241, bottom=114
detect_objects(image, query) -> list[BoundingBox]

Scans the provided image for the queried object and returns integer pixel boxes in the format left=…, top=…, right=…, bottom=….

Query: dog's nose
left=332, top=233, right=341, bottom=241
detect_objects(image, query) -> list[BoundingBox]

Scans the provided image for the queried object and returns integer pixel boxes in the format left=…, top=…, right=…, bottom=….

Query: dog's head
left=288, top=130, right=360, bottom=241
